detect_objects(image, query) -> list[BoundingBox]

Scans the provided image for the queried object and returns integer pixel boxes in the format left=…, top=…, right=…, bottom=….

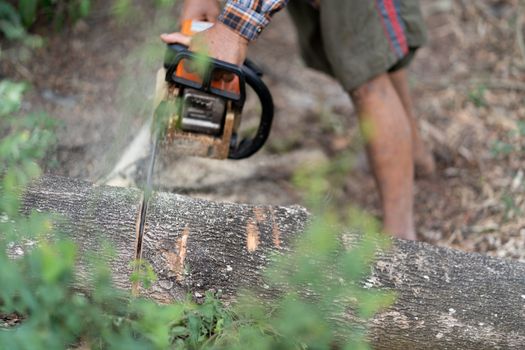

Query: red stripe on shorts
left=383, top=0, right=409, bottom=55
left=374, top=0, right=397, bottom=57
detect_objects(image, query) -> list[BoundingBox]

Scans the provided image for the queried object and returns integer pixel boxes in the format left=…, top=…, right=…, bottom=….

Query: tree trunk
left=21, top=175, right=525, bottom=350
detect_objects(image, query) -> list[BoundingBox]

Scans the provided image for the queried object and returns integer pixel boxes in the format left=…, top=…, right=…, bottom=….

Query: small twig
left=12, top=63, right=34, bottom=82
left=420, top=120, right=447, bottom=145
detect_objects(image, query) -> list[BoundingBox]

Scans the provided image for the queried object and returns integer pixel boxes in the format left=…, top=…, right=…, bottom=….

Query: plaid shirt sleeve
left=218, top=0, right=289, bottom=41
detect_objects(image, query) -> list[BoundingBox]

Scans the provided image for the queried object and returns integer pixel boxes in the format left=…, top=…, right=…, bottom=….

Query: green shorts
left=287, top=0, right=428, bottom=91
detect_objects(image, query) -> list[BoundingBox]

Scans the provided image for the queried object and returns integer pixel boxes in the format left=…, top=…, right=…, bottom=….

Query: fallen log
left=21, top=175, right=525, bottom=350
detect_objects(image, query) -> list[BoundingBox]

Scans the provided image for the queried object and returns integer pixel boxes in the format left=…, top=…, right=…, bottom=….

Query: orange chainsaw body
left=175, top=20, right=241, bottom=97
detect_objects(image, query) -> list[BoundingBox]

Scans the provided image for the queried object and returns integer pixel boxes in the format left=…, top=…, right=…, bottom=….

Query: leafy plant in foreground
left=0, top=80, right=232, bottom=349
left=0, top=79, right=393, bottom=349
left=491, top=121, right=525, bottom=222
left=206, top=154, right=394, bottom=350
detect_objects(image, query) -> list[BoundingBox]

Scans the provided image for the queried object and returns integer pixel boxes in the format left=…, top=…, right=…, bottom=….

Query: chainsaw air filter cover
left=180, top=88, right=226, bottom=136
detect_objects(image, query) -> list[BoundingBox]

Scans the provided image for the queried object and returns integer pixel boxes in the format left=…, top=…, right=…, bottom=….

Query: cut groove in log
left=21, top=175, right=525, bottom=350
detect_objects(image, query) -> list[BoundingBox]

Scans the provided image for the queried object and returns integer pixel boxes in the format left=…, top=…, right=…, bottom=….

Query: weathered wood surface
left=22, top=175, right=307, bottom=298
left=22, top=175, right=525, bottom=350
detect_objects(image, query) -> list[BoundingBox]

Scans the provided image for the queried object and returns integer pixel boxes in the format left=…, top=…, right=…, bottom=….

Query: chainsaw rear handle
left=230, top=63, right=274, bottom=159
left=164, top=44, right=274, bottom=160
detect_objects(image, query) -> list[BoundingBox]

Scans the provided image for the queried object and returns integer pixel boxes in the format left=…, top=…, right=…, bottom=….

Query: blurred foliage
left=17, top=0, right=91, bottom=28
left=501, top=192, right=522, bottom=221
left=112, top=0, right=176, bottom=22
left=217, top=215, right=394, bottom=350
left=0, top=2, right=41, bottom=46
left=491, top=121, right=525, bottom=222
left=196, top=153, right=394, bottom=350
left=0, top=2, right=28, bottom=41
left=0, top=0, right=90, bottom=38
left=0, top=80, right=234, bottom=349
left=491, top=121, right=525, bottom=158
left=0, top=0, right=177, bottom=41
left=468, top=85, right=487, bottom=108
left=1, top=79, right=393, bottom=349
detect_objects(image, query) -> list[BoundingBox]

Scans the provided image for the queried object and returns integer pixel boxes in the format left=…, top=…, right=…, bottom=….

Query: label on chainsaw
left=182, top=20, right=213, bottom=35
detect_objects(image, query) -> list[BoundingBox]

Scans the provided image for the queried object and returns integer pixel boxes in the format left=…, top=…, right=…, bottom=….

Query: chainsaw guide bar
left=132, top=136, right=158, bottom=295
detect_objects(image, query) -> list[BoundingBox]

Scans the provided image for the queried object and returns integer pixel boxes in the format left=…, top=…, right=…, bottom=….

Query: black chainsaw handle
left=164, top=43, right=274, bottom=160
left=228, top=64, right=274, bottom=160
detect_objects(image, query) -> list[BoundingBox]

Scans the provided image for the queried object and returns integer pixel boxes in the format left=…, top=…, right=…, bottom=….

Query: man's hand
left=180, top=0, right=220, bottom=22
left=160, top=0, right=248, bottom=66
left=161, top=23, right=248, bottom=66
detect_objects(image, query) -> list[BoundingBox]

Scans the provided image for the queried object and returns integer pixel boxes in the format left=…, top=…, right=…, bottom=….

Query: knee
left=349, top=73, right=391, bottom=106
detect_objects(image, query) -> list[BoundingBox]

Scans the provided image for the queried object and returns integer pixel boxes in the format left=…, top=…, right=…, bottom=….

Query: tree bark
left=21, top=175, right=525, bottom=350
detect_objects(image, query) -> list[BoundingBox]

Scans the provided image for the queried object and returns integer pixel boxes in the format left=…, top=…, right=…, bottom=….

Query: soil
left=2, top=0, right=524, bottom=261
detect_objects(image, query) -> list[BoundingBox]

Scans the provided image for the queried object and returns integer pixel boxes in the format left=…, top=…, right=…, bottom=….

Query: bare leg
left=349, top=73, right=416, bottom=240
left=389, top=69, right=435, bottom=177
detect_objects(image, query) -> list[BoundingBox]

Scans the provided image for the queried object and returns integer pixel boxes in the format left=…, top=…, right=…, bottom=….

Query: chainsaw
left=134, top=20, right=274, bottom=275
left=153, top=20, right=274, bottom=160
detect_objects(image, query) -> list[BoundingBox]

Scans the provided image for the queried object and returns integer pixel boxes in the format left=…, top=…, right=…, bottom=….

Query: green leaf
left=0, top=2, right=22, bottom=24
left=0, top=80, right=26, bottom=116
left=18, top=0, right=39, bottom=27
left=78, top=0, right=91, bottom=18
left=517, top=120, right=525, bottom=137
left=112, top=0, right=133, bottom=21
left=0, top=18, right=27, bottom=40
left=129, top=259, right=158, bottom=289
left=468, top=85, right=487, bottom=108
left=357, top=290, right=396, bottom=319
left=490, top=140, right=514, bottom=157
left=155, top=0, right=177, bottom=7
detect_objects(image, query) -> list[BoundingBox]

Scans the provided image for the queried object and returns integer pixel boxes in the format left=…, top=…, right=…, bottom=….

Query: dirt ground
left=2, top=0, right=525, bottom=261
